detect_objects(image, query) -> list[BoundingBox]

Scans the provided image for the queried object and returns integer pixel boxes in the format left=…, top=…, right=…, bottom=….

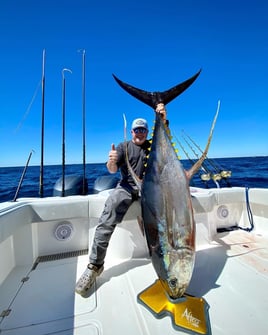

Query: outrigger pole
left=39, top=49, right=46, bottom=198
left=79, top=49, right=87, bottom=195
left=61, top=68, right=72, bottom=197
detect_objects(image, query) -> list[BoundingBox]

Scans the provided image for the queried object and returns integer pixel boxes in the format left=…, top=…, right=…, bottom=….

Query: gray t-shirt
left=116, top=140, right=151, bottom=190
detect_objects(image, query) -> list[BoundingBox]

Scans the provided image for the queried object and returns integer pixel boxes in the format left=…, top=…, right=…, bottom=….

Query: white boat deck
left=0, top=188, right=268, bottom=334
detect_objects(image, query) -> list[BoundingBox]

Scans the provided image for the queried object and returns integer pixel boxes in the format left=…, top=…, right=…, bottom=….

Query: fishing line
left=14, top=79, right=41, bottom=133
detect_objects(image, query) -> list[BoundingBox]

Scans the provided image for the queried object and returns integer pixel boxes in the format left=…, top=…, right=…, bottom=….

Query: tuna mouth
left=166, top=281, right=187, bottom=300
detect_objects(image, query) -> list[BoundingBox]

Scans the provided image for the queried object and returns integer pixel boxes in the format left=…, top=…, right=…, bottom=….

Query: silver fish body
left=141, top=112, right=195, bottom=299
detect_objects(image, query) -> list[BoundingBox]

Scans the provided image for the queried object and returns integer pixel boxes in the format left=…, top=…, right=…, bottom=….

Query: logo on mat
left=181, top=308, right=201, bottom=328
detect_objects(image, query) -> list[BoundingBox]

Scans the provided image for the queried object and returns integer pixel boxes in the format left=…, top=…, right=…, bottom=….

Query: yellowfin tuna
left=141, top=105, right=219, bottom=299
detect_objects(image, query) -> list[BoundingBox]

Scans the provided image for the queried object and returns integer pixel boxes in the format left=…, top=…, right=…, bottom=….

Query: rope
left=241, top=187, right=254, bottom=232
left=217, top=187, right=254, bottom=233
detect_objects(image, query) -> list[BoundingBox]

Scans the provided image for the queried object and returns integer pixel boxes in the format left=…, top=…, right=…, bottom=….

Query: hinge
left=0, top=309, right=11, bottom=317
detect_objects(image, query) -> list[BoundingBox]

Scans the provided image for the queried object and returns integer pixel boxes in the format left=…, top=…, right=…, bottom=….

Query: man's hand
left=155, top=103, right=167, bottom=124
left=107, top=143, right=118, bottom=173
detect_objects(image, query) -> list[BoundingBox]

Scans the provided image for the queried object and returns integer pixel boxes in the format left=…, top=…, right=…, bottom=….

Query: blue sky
left=0, top=0, right=267, bottom=167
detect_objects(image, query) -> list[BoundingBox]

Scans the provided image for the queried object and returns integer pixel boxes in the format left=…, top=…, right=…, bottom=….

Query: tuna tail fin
left=113, top=70, right=201, bottom=109
left=187, top=100, right=220, bottom=180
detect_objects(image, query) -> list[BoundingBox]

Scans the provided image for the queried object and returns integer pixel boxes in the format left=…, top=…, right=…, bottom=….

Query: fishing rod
left=183, top=130, right=220, bottom=180
left=61, top=68, right=72, bottom=197
left=183, top=136, right=230, bottom=187
left=181, top=129, right=232, bottom=179
left=182, top=129, right=217, bottom=169
left=13, top=150, right=34, bottom=202
left=180, top=132, right=224, bottom=188
left=180, top=133, right=215, bottom=180
left=181, top=129, right=232, bottom=187
left=176, top=137, right=211, bottom=184
left=39, top=49, right=46, bottom=198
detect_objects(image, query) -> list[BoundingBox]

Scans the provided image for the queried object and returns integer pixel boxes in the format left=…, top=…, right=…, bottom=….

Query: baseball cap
left=131, top=118, right=148, bottom=130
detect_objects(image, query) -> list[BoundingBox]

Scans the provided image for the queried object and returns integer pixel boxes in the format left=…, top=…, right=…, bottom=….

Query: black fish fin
left=113, top=69, right=201, bottom=109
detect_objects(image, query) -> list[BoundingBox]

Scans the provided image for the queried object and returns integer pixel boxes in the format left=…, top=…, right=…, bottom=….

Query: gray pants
left=89, top=185, right=138, bottom=266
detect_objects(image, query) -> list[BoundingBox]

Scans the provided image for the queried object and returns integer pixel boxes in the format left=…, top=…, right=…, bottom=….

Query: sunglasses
left=133, top=127, right=147, bottom=134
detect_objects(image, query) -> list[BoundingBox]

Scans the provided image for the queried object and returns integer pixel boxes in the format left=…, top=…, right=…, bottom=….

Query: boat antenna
left=78, top=49, right=87, bottom=195
left=61, top=68, right=72, bottom=197
left=39, top=49, right=46, bottom=198
left=13, top=150, right=35, bottom=202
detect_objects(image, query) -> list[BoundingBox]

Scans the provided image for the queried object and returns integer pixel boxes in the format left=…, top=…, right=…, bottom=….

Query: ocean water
left=0, top=156, right=267, bottom=203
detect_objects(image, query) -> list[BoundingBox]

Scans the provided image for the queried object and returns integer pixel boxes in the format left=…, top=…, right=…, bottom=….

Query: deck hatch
left=31, top=248, right=88, bottom=270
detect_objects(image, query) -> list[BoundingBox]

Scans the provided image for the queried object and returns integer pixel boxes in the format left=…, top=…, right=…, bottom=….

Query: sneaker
left=75, top=263, right=104, bottom=296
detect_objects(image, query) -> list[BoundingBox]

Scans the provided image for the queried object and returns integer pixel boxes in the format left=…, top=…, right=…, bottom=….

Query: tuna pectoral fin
left=187, top=100, right=220, bottom=180
left=137, top=215, right=145, bottom=236
left=137, top=215, right=152, bottom=257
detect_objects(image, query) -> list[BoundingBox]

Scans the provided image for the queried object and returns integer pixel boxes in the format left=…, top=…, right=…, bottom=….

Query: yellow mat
left=138, top=280, right=211, bottom=335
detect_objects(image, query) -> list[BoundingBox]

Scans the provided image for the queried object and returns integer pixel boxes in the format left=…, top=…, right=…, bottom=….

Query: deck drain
left=32, top=249, right=88, bottom=270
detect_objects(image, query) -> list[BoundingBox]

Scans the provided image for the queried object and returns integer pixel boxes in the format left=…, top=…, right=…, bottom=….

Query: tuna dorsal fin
left=123, top=114, right=142, bottom=192
left=112, top=70, right=201, bottom=109
left=187, top=100, right=220, bottom=180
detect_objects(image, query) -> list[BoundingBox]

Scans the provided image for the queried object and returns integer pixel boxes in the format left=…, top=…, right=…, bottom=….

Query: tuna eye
left=169, top=277, right=178, bottom=288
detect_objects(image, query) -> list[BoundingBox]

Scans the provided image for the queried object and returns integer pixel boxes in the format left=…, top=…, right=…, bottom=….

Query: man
left=75, top=103, right=167, bottom=296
